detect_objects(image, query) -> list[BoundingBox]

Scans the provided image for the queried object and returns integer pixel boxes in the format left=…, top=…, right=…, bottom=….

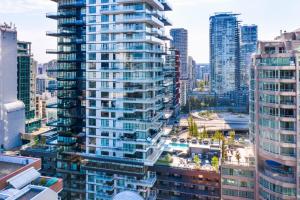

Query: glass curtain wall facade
left=17, top=41, right=42, bottom=133
left=239, top=25, right=257, bottom=107
left=46, top=0, right=86, bottom=199
left=170, top=28, right=188, bottom=79
left=164, top=48, right=180, bottom=119
left=250, top=29, right=300, bottom=199
left=84, top=0, right=172, bottom=199
left=209, top=13, right=240, bottom=97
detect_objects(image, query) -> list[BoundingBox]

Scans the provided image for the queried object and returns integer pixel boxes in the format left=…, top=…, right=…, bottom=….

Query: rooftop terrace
left=223, top=140, right=255, bottom=167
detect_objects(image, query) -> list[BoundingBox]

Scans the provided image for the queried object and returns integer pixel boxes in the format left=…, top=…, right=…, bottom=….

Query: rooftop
left=0, top=155, right=38, bottom=179
left=0, top=163, right=24, bottom=179
left=180, top=111, right=249, bottom=132
left=223, top=140, right=255, bottom=167
left=157, top=139, right=221, bottom=172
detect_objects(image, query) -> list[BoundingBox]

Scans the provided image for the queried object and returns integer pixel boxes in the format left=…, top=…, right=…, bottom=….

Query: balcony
left=46, top=30, right=76, bottom=37
left=58, top=1, right=85, bottom=9
left=59, top=20, right=84, bottom=26
left=116, top=14, right=164, bottom=28
left=161, top=0, right=173, bottom=11
left=116, top=0, right=164, bottom=11
left=46, top=11, right=77, bottom=19
left=160, top=15, right=172, bottom=26
left=126, top=173, right=156, bottom=187
left=262, top=168, right=295, bottom=184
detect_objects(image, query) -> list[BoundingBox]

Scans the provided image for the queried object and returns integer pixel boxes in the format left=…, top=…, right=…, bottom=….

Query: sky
left=1, top=0, right=300, bottom=64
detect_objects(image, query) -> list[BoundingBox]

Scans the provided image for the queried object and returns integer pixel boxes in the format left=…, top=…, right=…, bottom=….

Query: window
left=89, top=6, right=96, bottom=14
left=101, top=138, right=109, bottom=147
left=101, top=15, right=109, bottom=22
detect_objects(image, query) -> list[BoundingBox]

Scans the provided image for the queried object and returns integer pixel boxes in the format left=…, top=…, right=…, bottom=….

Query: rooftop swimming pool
left=169, top=143, right=189, bottom=148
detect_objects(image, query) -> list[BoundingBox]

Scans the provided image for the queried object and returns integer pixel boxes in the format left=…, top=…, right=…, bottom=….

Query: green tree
left=202, top=126, right=208, bottom=138
left=211, top=156, right=219, bottom=171
left=165, top=153, right=172, bottom=163
left=228, top=130, right=235, bottom=145
left=221, top=141, right=227, bottom=161
left=235, top=151, right=241, bottom=164
left=188, top=116, right=193, bottom=137
left=193, top=155, right=200, bottom=167
left=213, top=131, right=224, bottom=145
left=192, top=122, right=199, bottom=137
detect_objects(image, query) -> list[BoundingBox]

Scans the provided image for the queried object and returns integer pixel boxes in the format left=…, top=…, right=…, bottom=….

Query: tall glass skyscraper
left=17, top=41, right=42, bottom=133
left=46, top=0, right=87, bottom=199
left=170, top=28, right=188, bottom=79
left=239, top=25, right=257, bottom=106
left=170, top=28, right=188, bottom=106
left=250, top=29, right=300, bottom=199
left=48, top=0, right=172, bottom=199
left=209, top=13, right=240, bottom=96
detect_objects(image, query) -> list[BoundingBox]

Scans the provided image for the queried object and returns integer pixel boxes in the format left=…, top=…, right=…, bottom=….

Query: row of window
left=259, top=177, right=296, bottom=196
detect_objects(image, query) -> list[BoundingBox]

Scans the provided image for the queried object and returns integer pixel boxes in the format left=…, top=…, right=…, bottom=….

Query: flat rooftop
left=15, top=188, right=43, bottom=200
left=158, top=140, right=221, bottom=171
left=0, top=162, right=24, bottom=179
left=223, top=140, right=255, bottom=167
left=0, top=155, right=38, bottom=179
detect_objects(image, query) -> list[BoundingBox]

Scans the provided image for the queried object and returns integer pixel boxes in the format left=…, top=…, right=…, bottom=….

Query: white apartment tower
left=84, top=0, right=172, bottom=199
left=0, top=24, right=25, bottom=150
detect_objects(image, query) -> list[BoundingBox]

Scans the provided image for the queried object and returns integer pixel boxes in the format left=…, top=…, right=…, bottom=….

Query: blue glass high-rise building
left=240, top=25, right=257, bottom=106
left=170, top=28, right=188, bottom=79
left=209, top=13, right=240, bottom=97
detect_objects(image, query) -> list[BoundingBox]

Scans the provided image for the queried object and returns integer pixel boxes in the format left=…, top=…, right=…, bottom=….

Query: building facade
left=17, top=41, right=42, bottom=133
left=209, top=13, right=240, bottom=97
left=170, top=28, right=188, bottom=106
left=164, top=48, right=180, bottom=120
left=239, top=25, right=257, bottom=107
left=188, top=56, right=196, bottom=92
left=48, top=0, right=173, bottom=199
left=0, top=24, right=25, bottom=150
left=46, top=0, right=87, bottom=199
left=84, top=0, right=172, bottom=199
left=170, top=28, right=188, bottom=79
left=250, top=29, right=300, bottom=199
left=221, top=142, right=255, bottom=200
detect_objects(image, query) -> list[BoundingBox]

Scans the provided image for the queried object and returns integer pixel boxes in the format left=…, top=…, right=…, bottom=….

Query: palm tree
left=228, top=130, right=235, bottom=145
left=193, top=155, right=200, bottom=168
left=192, top=122, right=199, bottom=137
left=188, top=116, right=193, bottom=137
left=213, top=130, right=224, bottom=145
left=211, top=156, right=219, bottom=171
left=235, top=151, right=241, bottom=164
left=202, top=126, right=208, bottom=139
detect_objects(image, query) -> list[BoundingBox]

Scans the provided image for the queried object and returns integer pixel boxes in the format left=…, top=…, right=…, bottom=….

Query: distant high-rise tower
left=240, top=25, right=257, bottom=106
left=170, top=28, right=188, bottom=79
left=17, top=41, right=42, bottom=133
left=250, top=29, right=300, bottom=199
left=210, top=13, right=240, bottom=96
left=0, top=24, right=25, bottom=150
left=170, top=28, right=188, bottom=106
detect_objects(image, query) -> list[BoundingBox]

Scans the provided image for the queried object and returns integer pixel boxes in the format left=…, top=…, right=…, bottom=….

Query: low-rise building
left=151, top=139, right=221, bottom=199
left=221, top=141, right=255, bottom=200
left=0, top=154, right=62, bottom=200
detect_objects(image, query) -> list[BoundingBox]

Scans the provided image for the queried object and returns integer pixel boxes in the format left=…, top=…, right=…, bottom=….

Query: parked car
left=179, top=138, right=186, bottom=143
left=191, top=139, right=197, bottom=144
